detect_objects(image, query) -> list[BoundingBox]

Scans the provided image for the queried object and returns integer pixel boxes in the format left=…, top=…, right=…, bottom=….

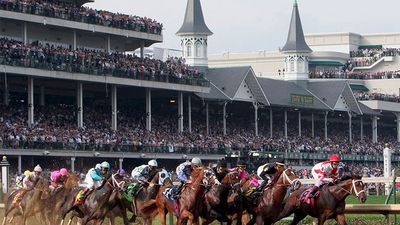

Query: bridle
left=109, top=174, right=126, bottom=190
left=278, top=169, right=300, bottom=188
left=338, top=179, right=365, bottom=198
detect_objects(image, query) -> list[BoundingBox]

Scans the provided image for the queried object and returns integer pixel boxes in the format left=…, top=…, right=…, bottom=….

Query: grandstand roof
left=307, top=81, right=362, bottom=115
left=358, top=102, right=381, bottom=116
left=281, top=1, right=312, bottom=53
left=176, top=0, right=213, bottom=36
left=205, top=67, right=250, bottom=99
left=257, top=77, right=330, bottom=110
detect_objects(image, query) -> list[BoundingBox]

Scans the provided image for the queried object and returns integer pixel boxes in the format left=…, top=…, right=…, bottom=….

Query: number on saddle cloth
left=122, top=183, right=136, bottom=203
left=300, top=188, right=320, bottom=205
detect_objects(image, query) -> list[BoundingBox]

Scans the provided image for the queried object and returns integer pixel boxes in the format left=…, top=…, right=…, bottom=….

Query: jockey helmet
left=24, top=170, right=31, bottom=177
left=236, top=160, right=246, bottom=167
left=148, top=159, right=158, bottom=168
left=34, top=164, right=42, bottom=172
left=329, top=154, right=341, bottom=162
left=217, top=160, right=227, bottom=168
left=191, top=157, right=202, bottom=167
left=59, top=168, right=68, bottom=176
left=117, top=169, right=126, bottom=177
left=384, top=143, right=390, bottom=148
left=100, top=161, right=110, bottom=169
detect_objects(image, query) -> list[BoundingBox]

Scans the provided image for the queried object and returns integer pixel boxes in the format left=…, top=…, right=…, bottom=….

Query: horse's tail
left=139, top=199, right=157, bottom=216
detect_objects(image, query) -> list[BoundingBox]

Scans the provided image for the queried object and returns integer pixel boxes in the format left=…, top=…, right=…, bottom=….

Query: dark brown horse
left=241, top=168, right=301, bottom=225
left=60, top=174, right=130, bottom=225
left=43, top=173, right=79, bottom=224
left=200, top=171, right=240, bottom=225
left=276, top=175, right=366, bottom=225
left=3, top=177, right=50, bottom=225
left=107, top=169, right=166, bottom=225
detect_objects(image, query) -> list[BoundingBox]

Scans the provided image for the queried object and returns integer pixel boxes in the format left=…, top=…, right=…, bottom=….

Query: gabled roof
left=196, top=82, right=231, bottom=101
left=307, top=81, right=362, bottom=114
left=281, top=2, right=312, bottom=53
left=176, top=0, right=213, bottom=36
left=257, top=77, right=330, bottom=110
left=358, top=102, right=381, bottom=116
left=205, top=67, right=250, bottom=98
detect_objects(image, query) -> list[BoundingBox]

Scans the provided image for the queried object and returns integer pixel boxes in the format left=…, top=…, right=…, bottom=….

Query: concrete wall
left=363, top=79, right=400, bottom=95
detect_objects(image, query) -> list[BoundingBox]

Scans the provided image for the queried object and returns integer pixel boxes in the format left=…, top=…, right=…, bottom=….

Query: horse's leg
left=246, top=215, right=256, bottom=225
left=158, top=206, right=168, bottom=225
left=288, top=211, right=307, bottom=225
left=255, top=215, right=264, bottom=225
left=317, top=214, right=327, bottom=225
left=335, top=214, right=348, bottom=225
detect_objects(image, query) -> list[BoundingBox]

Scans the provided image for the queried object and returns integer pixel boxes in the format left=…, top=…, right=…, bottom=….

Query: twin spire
left=176, top=0, right=213, bottom=36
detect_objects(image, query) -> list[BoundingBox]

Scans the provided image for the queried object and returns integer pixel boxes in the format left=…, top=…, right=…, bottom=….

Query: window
left=187, top=44, right=192, bottom=57
left=290, top=58, right=295, bottom=72
left=195, top=43, right=201, bottom=57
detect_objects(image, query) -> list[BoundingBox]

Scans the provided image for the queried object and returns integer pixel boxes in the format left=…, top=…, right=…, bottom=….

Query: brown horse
left=43, top=173, right=79, bottom=224
left=60, top=174, right=130, bottom=225
left=200, top=171, right=240, bottom=225
left=19, top=177, right=51, bottom=225
left=241, top=169, right=301, bottom=225
left=276, top=175, right=366, bottom=225
left=107, top=170, right=166, bottom=225
left=2, top=189, right=25, bottom=225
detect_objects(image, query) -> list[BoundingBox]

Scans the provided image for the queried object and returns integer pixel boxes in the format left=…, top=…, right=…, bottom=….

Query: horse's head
left=158, top=169, right=171, bottom=186
left=221, top=171, right=240, bottom=186
left=277, top=169, right=301, bottom=191
left=110, top=173, right=127, bottom=192
left=342, top=175, right=366, bottom=203
left=227, top=182, right=242, bottom=207
left=64, top=173, right=79, bottom=190
left=35, top=177, right=51, bottom=199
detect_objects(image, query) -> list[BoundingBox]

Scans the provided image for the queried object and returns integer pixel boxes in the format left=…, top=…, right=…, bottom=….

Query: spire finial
left=294, top=0, right=298, bottom=5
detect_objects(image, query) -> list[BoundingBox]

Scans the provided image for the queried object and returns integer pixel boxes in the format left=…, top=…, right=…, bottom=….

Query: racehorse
left=107, top=170, right=166, bottom=225
left=3, top=177, right=50, bottom=225
left=43, top=173, right=79, bottom=224
left=60, top=174, right=130, bottom=225
left=156, top=166, right=217, bottom=225
left=276, top=175, right=366, bottom=225
left=200, top=171, right=240, bottom=225
left=238, top=168, right=300, bottom=225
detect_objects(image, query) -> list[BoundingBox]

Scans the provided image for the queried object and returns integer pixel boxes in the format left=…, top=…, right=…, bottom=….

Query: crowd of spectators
left=350, top=48, right=400, bottom=58
left=0, top=38, right=208, bottom=86
left=310, top=70, right=400, bottom=80
left=1, top=101, right=399, bottom=157
left=0, top=0, right=162, bottom=34
left=355, top=92, right=400, bottom=103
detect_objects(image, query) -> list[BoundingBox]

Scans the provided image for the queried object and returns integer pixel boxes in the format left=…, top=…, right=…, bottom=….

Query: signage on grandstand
left=290, top=94, right=314, bottom=105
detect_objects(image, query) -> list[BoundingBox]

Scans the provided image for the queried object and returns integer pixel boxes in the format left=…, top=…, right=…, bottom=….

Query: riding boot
left=308, top=186, right=319, bottom=199
left=255, top=181, right=266, bottom=192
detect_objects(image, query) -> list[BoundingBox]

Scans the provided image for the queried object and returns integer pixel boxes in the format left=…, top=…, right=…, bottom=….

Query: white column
left=18, top=155, right=22, bottom=174
left=73, top=29, right=77, bottom=50
left=111, top=85, right=117, bottom=131
left=372, top=116, right=378, bottom=144
left=396, top=113, right=400, bottom=143
left=39, top=86, right=45, bottom=106
left=269, top=109, right=273, bottom=138
left=3, top=74, right=8, bottom=106
left=188, top=95, right=192, bottom=133
left=119, top=158, right=123, bottom=170
left=311, top=113, right=315, bottom=138
left=348, top=112, right=352, bottom=143
left=360, top=116, right=364, bottom=142
left=77, top=82, right=83, bottom=128
left=178, top=92, right=183, bottom=133
left=284, top=110, right=288, bottom=139
left=253, top=102, right=258, bottom=136
left=140, top=41, right=145, bottom=59
left=223, top=102, right=227, bottom=136
left=107, top=35, right=111, bottom=53
left=298, top=111, right=302, bottom=137
left=206, top=102, right=209, bottom=135
left=27, top=77, right=34, bottom=127
left=146, top=88, right=152, bottom=131
left=71, top=157, right=75, bottom=173
left=324, top=111, right=328, bottom=141
left=23, top=22, right=27, bottom=45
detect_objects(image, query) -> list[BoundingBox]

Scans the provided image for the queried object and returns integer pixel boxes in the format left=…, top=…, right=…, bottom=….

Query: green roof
left=358, top=45, right=383, bottom=50
left=350, top=84, right=369, bottom=91
left=309, top=61, right=344, bottom=67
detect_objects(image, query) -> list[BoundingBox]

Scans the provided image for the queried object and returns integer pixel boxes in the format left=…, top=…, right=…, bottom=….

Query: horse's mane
left=272, top=169, right=284, bottom=184
left=191, top=167, right=205, bottom=184
left=65, top=173, right=79, bottom=190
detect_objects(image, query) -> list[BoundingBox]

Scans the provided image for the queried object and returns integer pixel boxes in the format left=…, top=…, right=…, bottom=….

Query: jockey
left=50, top=168, right=69, bottom=189
left=212, top=160, right=228, bottom=182
left=256, top=158, right=286, bottom=191
left=131, top=159, right=159, bottom=186
left=23, top=165, right=42, bottom=189
left=173, top=157, right=202, bottom=199
left=308, top=154, right=341, bottom=198
left=75, top=161, right=110, bottom=205
left=16, top=173, right=26, bottom=189
left=229, top=160, right=249, bottom=182
left=115, top=168, right=126, bottom=180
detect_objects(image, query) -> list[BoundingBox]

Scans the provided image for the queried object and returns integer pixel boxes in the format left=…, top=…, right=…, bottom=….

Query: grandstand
left=0, top=0, right=399, bottom=179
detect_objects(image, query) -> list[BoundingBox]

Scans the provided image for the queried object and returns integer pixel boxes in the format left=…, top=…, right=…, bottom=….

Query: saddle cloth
left=299, top=188, right=320, bottom=208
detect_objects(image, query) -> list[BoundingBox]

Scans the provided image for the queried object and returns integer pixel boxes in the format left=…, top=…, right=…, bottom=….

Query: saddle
left=12, top=189, right=28, bottom=207
left=300, top=188, right=320, bottom=208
